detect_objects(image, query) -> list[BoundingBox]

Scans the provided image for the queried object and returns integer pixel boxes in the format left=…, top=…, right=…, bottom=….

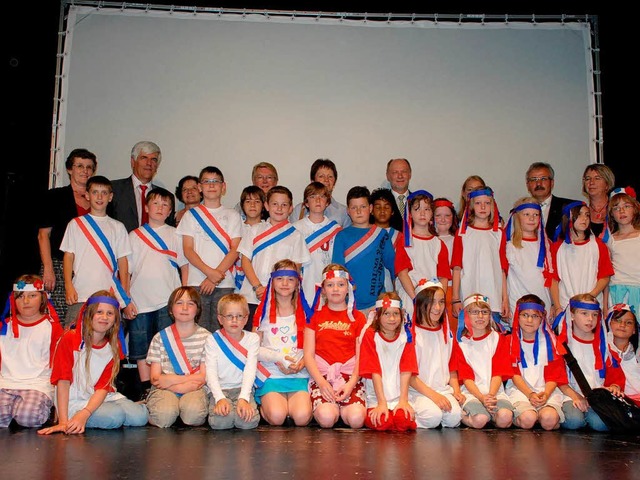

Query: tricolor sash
left=74, top=215, right=131, bottom=306
left=234, top=258, right=245, bottom=290
left=159, top=324, right=200, bottom=375
left=387, top=228, right=399, bottom=249
left=344, top=226, right=386, bottom=264
left=133, top=224, right=179, bottom=269
left=305, top=220, right=341, bottom=253
left=189, top=205, right=232, bottom=257
left=212, top=329, right=270, bottom=388
left=252, top=221, right=296, bottom=258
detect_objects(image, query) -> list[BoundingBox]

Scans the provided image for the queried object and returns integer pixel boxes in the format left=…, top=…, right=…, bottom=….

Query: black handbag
left=562, top=342, right=640, bottom=433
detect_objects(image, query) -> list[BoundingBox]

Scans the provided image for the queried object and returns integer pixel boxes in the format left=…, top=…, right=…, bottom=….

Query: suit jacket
left=545, top=194, right=577, bottom=241
left=109, top=175, right=175, bottom=232
left=109, top=176, right=140, bottom=233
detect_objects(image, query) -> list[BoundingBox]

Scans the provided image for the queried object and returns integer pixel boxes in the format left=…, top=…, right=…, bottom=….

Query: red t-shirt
left=307, top=306, right=366, bottom=364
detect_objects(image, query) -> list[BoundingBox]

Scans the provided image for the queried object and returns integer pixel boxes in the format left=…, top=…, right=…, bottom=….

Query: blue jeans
left=196, top=287, right=234, bottom=333
left=561, top=402, right=608, bottom=431
left=127, top=306, right=173, bottom=361
left=85, top=398, right=148, bottom=429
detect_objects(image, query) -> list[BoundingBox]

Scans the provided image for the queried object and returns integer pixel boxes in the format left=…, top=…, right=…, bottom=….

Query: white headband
left=463, top=294, right=490, bottom=309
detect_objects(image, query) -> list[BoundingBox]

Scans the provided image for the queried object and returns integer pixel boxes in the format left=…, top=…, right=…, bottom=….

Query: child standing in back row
left=451, top=186, right=509, bottom=331
left=125, top=187, right=189, bottom=399
left=239, top=186, right=310, bottom=325
left=60, top=176, right=132, bottom=326
left=332, top=186, right=412, bottom=315
left=294, top=182, right=341, bottom=303
left=177, top=166, right=243, bottom=333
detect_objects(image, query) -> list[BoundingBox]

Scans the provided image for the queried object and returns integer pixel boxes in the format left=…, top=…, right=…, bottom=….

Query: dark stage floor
left=1, top=425, right=638, bottom=479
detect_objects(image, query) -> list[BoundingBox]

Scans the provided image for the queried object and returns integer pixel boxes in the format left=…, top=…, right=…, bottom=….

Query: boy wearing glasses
left=177, top=166, right=243, bottom=333
left=205, top=294, right=262, bottom=429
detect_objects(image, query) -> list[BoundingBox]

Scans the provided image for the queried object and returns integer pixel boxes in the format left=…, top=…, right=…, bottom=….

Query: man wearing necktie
left=525, top=162, right=577, bottom=240
left=110, top=141, right=169, bottom=232
left=386, top=158, right=412, bottom=220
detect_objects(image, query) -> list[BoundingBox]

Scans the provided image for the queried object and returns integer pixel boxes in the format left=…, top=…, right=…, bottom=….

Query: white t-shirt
left=60, top=214, right=131, bottom=305
left=128, top=224, right=187, bottom=313
left=293, top=217, right=336, bottom=302
left=176, top=205, right=243, bottom=289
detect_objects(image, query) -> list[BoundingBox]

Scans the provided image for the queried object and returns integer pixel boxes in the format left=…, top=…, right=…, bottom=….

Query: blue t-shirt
left=332, top=226, right=396, bottom=309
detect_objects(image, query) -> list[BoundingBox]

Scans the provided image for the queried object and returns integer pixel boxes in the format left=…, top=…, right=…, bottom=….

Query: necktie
left=397, top=194, right=406, bottom=219
left=140, top=184, right=149, bottom=226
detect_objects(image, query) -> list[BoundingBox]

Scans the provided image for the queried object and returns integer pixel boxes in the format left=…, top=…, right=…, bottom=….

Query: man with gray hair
left=525, top=161, right=576, bottom=240
left=110, top=141, right=165, bottom=232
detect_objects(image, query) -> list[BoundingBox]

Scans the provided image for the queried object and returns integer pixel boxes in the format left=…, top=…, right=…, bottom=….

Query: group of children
left=1, top=165, right=639, bottom=433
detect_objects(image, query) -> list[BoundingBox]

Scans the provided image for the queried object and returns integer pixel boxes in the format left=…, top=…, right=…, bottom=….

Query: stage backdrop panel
left=55, top=6, right=595, bottom=211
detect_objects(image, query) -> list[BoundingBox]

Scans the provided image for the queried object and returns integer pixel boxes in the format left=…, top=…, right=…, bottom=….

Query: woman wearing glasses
left=37, top=148, right=97, bottom=319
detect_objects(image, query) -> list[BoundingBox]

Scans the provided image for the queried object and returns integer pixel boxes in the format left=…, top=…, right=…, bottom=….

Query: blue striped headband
left=467, top=188, right=494, bottom=200
left=517, top=302, right=545, bottom=312
left=86, top=295, right=120, bottom=309
left=270, top=269, right=299, bottom=279
left=569, top=300, right=600, bottom=311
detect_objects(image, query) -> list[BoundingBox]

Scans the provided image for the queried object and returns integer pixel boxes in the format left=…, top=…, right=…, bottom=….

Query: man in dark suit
left=525, top=162, right=577, bottom=241
left=386, top=158, right=412, bottom=220
left=110, top=141, right=163, bottom=232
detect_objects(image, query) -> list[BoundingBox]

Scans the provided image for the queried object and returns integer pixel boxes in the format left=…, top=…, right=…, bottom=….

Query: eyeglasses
left=182, top=186, right=199, bottom=193
left=200, top=179, right=223, bottom=185
left=519, top=312, right=543, bottom=321
left=468, top=309, right=491, bottom=316
left=583, top=175, right=603, bottom=183
left=255, top=175, right=276, bottom=182
left=527, top=176, right=552, bottom=183
left=610, top=318, right=636, bottom=328
left=220, top=314, right=248, bottom=322
left=612, top=203, right=633, bottom=212
left=73, top=164, right=95, bottom=172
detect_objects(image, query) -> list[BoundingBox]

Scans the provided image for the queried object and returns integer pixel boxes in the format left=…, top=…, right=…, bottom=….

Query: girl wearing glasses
left=606, top=304, right=640, bottom=407
left=454, top=293, right=514, bottom=429
left=506, top=294, right=567, bottom=430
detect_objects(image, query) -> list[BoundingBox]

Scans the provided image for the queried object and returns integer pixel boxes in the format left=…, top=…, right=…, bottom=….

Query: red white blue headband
left=375, top=295, right=413, bottom=343
left=459, top=188, right=500, bottom=233
left=554, top=200, right=586, bottom=244
left=414, top=278, right=443, bottom=296
left=505, top=203, right=546, bottom=268
left=2, top=279, right=59, bottom=338
left=310, top=268, right=356, bottom=322
left=610, top=186, right=636, bottom=199
left=413, top=278, right=450, bottom=343
left=255, top=268, right=310, bottom=340
left=456, top=294, right=491, bottom=342
left=13, top=279, right=45, bottom=292
left=510, top=301, right=556, bottom=368
left=553, top=299, right=607, bottom=377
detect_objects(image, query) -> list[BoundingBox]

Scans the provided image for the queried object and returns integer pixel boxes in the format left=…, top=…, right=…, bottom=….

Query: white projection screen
left=55, top=6, right=596, bottom=211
